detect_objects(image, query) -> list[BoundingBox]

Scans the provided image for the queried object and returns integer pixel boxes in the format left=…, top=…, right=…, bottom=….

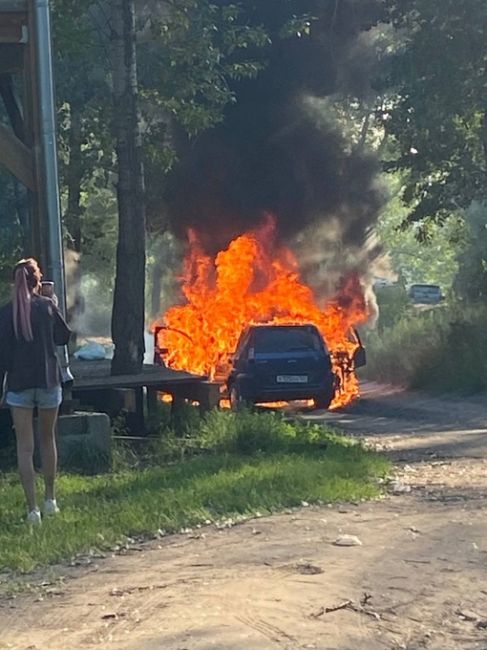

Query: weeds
left=197, top=409, right=342, bottom=455
left=115, top=406, right=352, bottom=463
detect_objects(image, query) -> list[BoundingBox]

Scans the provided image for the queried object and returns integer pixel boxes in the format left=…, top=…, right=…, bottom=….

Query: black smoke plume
left=165, top=0, right=385, bottom=254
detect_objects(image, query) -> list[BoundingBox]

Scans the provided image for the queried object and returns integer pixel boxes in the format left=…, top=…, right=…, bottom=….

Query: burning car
left=152, top=222, right=370, bottom=410
left=227, top=323, right=336, bottom=409
left=154, top=321, right=366, bottom=410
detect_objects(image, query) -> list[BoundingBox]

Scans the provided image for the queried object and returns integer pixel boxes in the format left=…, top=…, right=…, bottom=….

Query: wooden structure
left=70, top=360, right=221, bottom=433
left=1, top=0, right=67, bottom=325
left=0, top=0, right=44, bottom=259
left=1, top=1, right=77, bottom=383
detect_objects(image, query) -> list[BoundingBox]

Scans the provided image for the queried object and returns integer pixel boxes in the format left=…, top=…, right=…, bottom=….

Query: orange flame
left=153, top=219, right=368, bottom=408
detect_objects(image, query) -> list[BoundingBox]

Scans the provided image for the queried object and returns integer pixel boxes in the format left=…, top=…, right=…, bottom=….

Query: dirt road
left=1, top=384, right=487, bottom=650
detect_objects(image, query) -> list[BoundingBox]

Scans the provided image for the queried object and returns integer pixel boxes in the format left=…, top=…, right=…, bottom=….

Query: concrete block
left=35, top=412, right=111, bottom=474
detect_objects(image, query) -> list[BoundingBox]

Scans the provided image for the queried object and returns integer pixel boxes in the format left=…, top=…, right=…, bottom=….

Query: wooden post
left=146, top=388, right=158, bottom=415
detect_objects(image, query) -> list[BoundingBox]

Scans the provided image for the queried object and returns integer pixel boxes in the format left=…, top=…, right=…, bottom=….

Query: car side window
left=234, top=331, right=250, bottom=360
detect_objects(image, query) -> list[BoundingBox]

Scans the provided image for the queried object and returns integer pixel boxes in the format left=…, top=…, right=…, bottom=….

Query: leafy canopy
left=383, top=0, right=487, bottom=225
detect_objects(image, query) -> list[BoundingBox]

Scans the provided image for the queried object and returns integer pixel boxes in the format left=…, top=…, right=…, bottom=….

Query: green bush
left=116, top=405, right=355, bottom=467
left=365, top=302, right=487, bottom=394
left=197, top=408, right=336, bottom=455
left=374, top=284, right=410, bottom=331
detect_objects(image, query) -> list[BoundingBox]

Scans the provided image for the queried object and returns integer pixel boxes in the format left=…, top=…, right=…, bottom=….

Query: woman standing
left=0, top=258, right=71, bottom=524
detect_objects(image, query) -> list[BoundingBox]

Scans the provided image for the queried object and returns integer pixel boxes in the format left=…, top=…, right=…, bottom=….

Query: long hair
left=12, top=258, right=42, bottom=341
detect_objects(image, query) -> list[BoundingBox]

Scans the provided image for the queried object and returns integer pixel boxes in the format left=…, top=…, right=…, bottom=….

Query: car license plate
left=276, top=375, right=308, bottom=383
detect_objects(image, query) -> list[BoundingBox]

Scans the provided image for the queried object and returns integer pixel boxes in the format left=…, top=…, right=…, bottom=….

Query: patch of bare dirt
left=1, top=383, right=486, bottom=650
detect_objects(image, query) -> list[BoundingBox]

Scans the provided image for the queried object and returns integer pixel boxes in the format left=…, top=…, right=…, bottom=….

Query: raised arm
left=52, top=304, right=72, bottom=346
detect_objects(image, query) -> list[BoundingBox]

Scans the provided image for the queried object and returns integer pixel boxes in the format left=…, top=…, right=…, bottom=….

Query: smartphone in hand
left=41, top=281, right=55, bottom=298
left=41, top=282, right=59, bottom=305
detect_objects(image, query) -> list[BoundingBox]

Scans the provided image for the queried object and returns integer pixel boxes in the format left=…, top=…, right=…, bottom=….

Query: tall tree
left=110, top=0, right=146, bottom=374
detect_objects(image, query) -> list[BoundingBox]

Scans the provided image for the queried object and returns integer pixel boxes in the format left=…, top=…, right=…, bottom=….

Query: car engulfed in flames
left=152, top=219, right=368, bottom=410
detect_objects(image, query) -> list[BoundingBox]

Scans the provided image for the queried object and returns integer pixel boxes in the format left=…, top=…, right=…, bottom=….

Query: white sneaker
left=43, top=499, right=60, bottom=516
left=26, top=509, right=42, bottom=525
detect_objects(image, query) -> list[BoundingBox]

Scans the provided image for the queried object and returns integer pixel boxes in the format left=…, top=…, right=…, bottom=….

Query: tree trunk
left=110, top=0, right=146, bottom=375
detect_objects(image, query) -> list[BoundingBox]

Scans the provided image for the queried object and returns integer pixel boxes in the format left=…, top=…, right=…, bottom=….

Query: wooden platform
left=71, top=359, right=206, bottom=391
left=70, top=360, right=221, bottom=434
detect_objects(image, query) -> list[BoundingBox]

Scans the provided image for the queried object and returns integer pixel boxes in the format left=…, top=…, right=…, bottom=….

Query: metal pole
left=33, top=0, right=73, bottom=383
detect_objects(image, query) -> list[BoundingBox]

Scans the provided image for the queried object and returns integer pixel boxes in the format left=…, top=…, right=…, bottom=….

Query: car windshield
left=252, top=327, right=323, bottom=353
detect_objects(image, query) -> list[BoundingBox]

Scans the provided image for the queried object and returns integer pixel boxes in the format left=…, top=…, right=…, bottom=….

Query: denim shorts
left=6, top=385, right=62, bottom=409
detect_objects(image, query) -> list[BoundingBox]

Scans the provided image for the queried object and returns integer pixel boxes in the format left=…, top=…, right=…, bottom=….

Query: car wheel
left=229, top=385, right=249, bottom=411
left=313, top=388, right=335, bottom=410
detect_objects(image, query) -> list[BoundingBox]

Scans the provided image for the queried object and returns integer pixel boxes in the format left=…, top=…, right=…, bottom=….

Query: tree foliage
left=383, top=0, right=487, bottom=226
left=140, top=1, right=270, bottom=136
left=454, top=202, right=487, bottom=301
left=376, top=175, right=463, bottom=289
left=5, top=0, right=485, bottom=333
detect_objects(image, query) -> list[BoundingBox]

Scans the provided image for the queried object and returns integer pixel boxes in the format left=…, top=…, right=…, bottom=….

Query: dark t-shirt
left=0, top=295, right=71, bottom=392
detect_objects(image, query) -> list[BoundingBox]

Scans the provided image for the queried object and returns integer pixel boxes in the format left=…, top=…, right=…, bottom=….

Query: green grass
left=0, top=412, right=389, bottom=573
